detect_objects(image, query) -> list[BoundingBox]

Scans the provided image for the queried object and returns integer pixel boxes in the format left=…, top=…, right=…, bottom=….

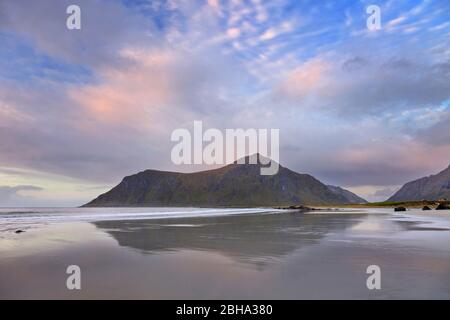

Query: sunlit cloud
left=0, top=0, right=449, bottom=205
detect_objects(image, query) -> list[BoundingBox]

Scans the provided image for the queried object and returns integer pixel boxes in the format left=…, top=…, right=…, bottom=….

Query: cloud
left=417, top=107, right=450, bottom=146
left=329, top=141, right=450, bottom=186
left=387, top=16, right=407, bottom=28
left=274, top=120, right=450, bottom=188
left=347, top=185, right=401, bottom=203
left=0, top=34, right=251, bottom=184
left=207, top=0, right=220, bottom=10
left=1, top=0, right=450, bottom=207
left=276, top=59, right=328, bottom=98
left=276, top=54, right=450, bottom=118
left=226, top=27, right=241, bottom=39
left=0, top=0, right=154, bottom=67
left=259, top=21, right=293, bottom=41
left=430, top=21, right=450, bottom=31
left=70, top=48, right=177, bottom=124
left=0, top=185, right=43, bottom=205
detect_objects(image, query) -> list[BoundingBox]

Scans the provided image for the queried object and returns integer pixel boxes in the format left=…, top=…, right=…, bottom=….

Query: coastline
left=2, top=206, right=450, bottom=299
left=334, top=204, right=450, bottom=220
left=400, top=209, right=450, bottom=220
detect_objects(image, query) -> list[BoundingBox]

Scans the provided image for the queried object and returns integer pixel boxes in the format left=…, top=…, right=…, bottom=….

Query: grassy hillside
left=341, top=200, right=449, bottom=208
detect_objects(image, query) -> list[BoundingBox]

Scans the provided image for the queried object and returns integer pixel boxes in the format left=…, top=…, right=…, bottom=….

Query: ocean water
left=0, top=207, right=279, bottom=232
left=1, top=207, right=450, bottom=299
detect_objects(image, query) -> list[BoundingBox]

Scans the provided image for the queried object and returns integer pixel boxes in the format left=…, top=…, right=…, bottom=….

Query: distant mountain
left=388, top=165, right=450, bottom=202
left=84, top=154, right=367, bottom=207
left=327, top=185, right=368, bottom=204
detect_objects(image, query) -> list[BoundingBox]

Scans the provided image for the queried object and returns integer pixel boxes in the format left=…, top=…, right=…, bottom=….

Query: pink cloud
left=336, top=140, right=450, bottom=176
left=70, top=49, right=176, bottom=124
left=277, top=59, right=329, bottom=99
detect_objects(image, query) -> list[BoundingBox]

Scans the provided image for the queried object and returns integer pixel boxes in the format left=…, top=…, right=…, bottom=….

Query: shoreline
left=2, top=206, right=450, bottom=299
left=341, top=205, right=450, bottom=220
left=400, top=209, right=450, bottom=220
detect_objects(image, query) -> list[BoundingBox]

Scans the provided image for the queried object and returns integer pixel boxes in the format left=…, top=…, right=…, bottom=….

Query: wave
left=0, top=207, right=280, bottom=227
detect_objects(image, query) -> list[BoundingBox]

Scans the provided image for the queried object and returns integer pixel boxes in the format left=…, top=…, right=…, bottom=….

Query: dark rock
left=394, top=206, right=407, bottom=212
left=436, top=203, right=450, bottom=210
left=422, top=206, right=432, bottom=211
left=15, top=230, right=25, bottom=234
left=285, top=205, right=314, bottom=211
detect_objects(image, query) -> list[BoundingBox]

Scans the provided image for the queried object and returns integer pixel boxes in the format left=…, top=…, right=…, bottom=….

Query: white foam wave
left=0, top=207, right=280, bottom=228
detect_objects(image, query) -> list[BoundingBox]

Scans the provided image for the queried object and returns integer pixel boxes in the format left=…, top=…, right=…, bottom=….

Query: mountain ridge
left=84, top=154, right=367, bottom=207
left=326, top=185, right=368, bottom=204
left=387, top=164, right=450, bottom=202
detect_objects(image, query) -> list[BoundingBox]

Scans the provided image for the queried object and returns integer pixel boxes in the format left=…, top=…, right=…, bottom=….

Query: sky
left=0, top=0, right=449, bottom=206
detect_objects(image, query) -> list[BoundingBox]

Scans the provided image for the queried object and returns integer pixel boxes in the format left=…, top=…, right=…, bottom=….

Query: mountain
left=84, top=154, right=367, bottom=207
left=388, top=165, right=450, bottom=202
left=326, top=185, right=368, bottom=204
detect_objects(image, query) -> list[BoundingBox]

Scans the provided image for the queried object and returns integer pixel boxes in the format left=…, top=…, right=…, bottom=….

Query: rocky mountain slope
left=388, top=165, right=450, bottom=201
left=84, top=155, right=367, bottom=207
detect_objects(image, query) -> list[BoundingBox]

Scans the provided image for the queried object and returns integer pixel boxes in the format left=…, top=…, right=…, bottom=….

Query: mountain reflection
left=93, top=212, right=364, bottom=266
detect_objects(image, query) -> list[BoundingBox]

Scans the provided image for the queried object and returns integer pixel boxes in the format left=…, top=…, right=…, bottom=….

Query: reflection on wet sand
left=392, top=219, right=450, bottom=231
left=2, top=210, right=450, bottom=299
left=93, top=211, right=364, bottom=265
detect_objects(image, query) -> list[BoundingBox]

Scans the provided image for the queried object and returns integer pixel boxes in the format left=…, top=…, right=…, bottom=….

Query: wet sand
left=402, top=210, right=450, bottom=220
left=1, top=208, right=450, bottom=299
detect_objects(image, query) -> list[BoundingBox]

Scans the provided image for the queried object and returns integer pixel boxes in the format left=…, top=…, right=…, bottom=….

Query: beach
left=400, top=209, right=450, bottom=220
left=1, top=207, right=450, bottom=299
